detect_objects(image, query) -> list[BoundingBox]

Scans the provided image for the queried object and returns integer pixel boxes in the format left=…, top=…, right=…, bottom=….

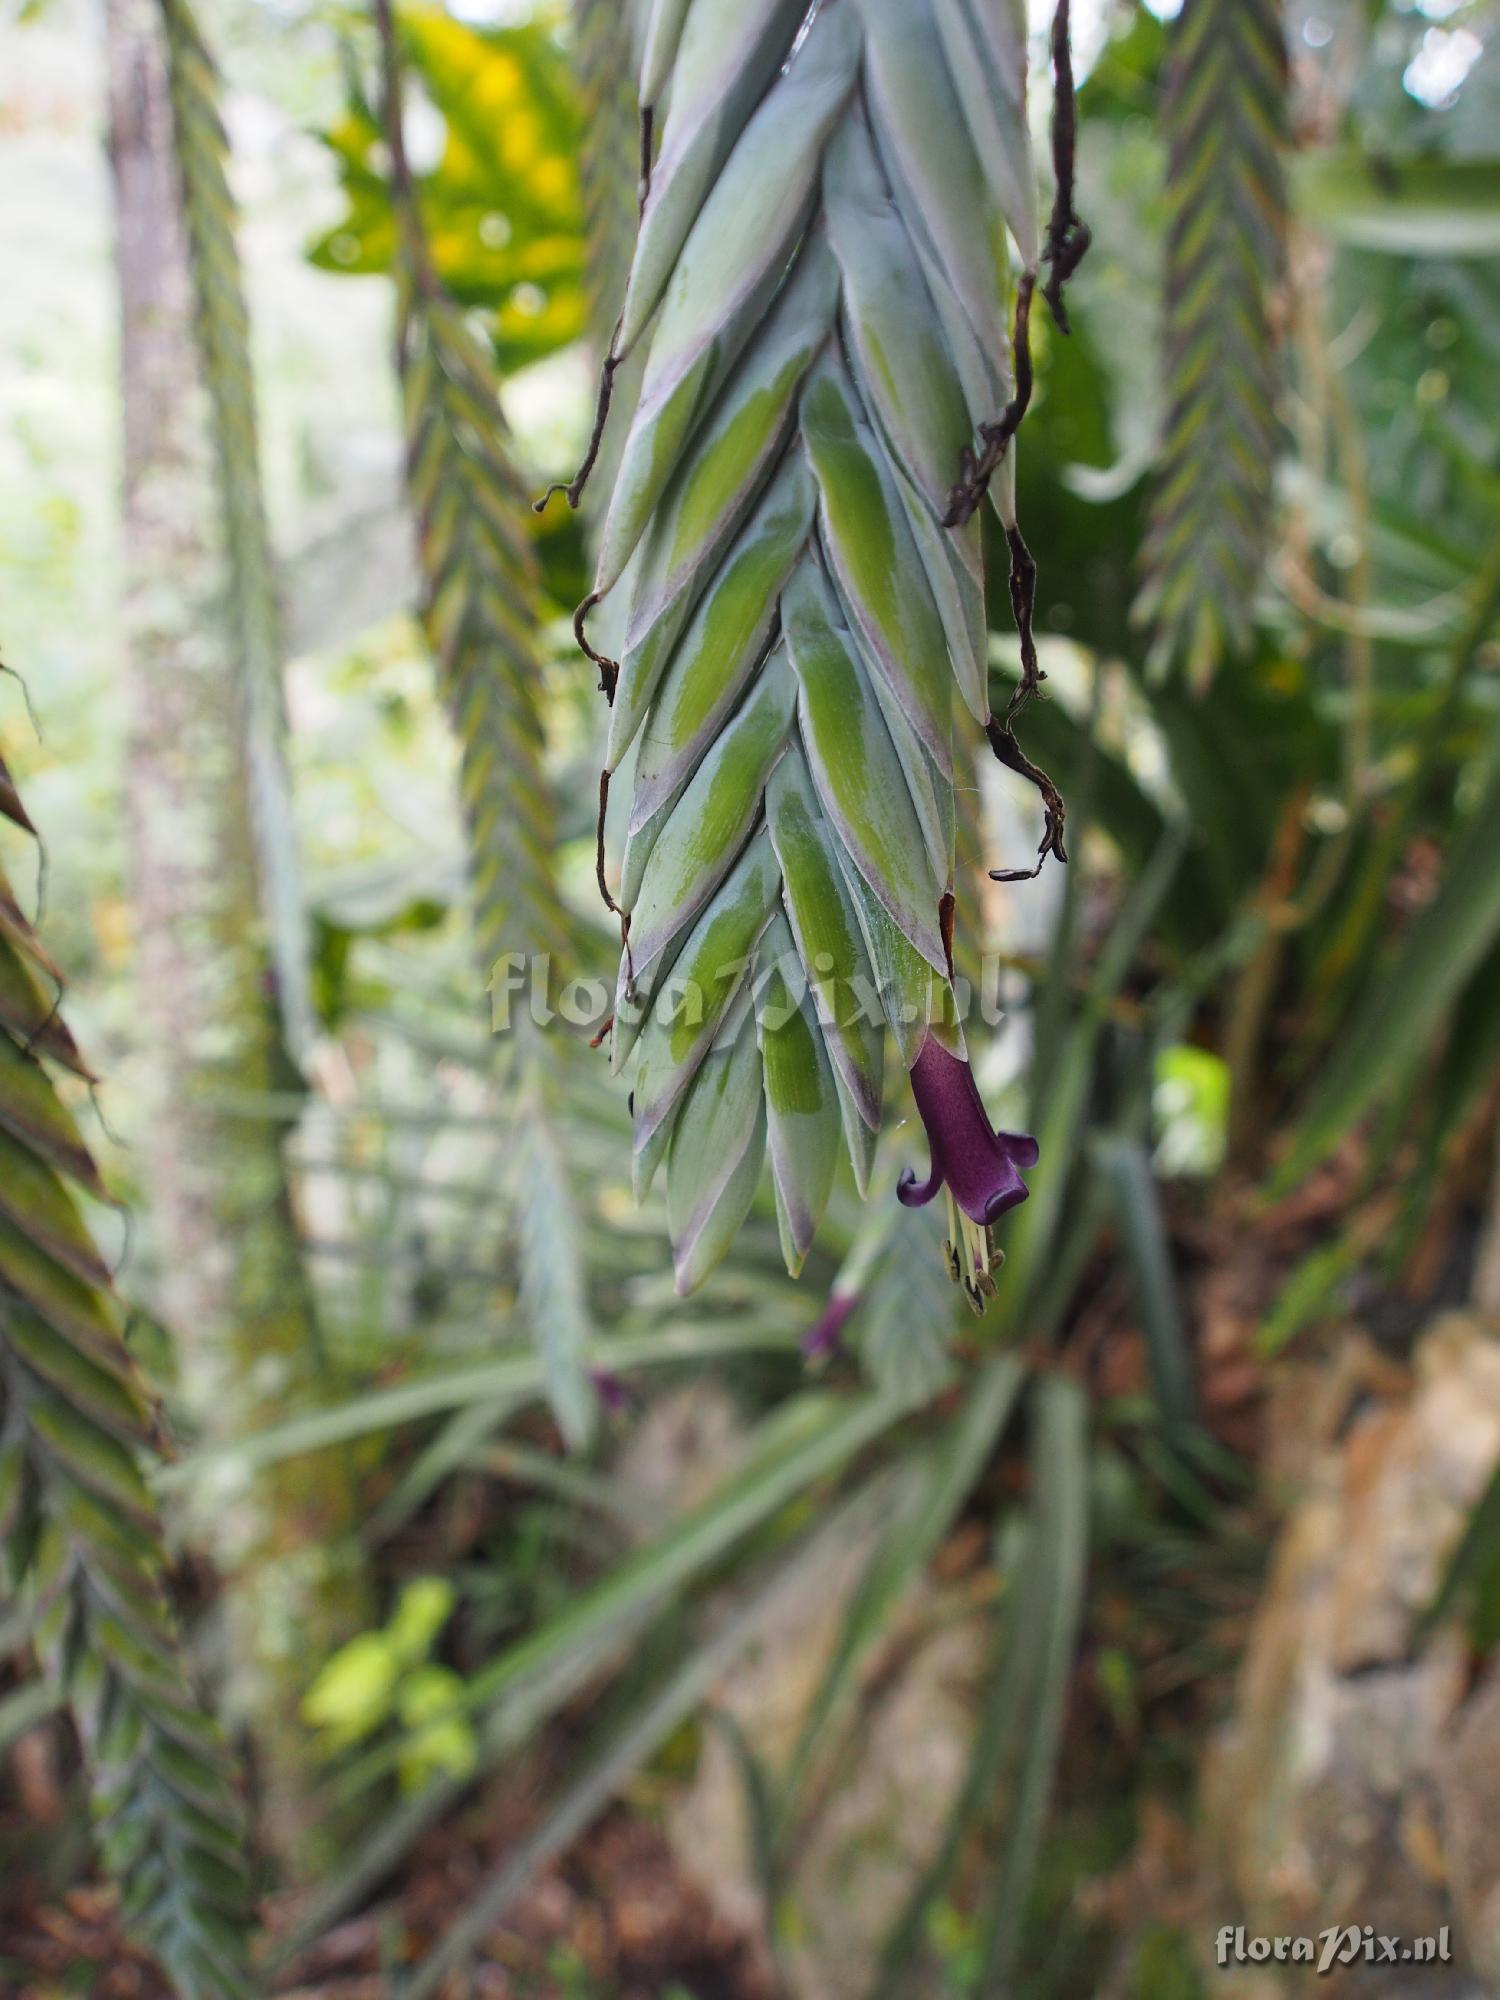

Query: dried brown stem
left=595, top=769, right=637, bottom=991
left=595, top=768, right=621, bottom=917
left=373, top=0, right=440, bottom=300
left=942, top=271, right=1035, bottom=529
left=574, top=591, right=620, bottom=701
left=986, top=526, right=1067, bottom=881
left=1042, top=0, right=1091, bottom=332
left=537, top=335, right=622, bottom=515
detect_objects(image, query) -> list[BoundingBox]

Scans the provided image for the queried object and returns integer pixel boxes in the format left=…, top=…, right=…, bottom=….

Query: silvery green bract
left=592, top=0, right=1041, bottom=1292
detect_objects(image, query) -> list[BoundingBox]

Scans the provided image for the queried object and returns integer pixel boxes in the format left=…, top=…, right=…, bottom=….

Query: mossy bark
left=104, top=0, right=367, bottom=1861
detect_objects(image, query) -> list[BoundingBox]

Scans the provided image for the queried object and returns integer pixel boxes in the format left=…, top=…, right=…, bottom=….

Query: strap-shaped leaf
left=0, top=1130, right=114, bottom=1290
left=0, top=1036, right=110, bottom=1198
left=0, top=875, right=91, bottom=1077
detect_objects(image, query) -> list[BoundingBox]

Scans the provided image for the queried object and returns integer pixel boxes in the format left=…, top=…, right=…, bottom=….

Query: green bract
left=584, top=0, right=1041, bottom=1290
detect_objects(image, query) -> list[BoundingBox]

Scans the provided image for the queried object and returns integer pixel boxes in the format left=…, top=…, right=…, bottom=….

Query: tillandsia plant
left=548, top=0, right=1085, bottom=1302
left=0, top=749, right=254, bottom=1997
left=1135, top=0, right=1289, bottom=681
left=374, top=0, right=600, bottom=1446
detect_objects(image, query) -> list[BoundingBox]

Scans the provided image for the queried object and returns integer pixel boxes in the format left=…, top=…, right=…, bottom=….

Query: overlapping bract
left=398, top=259, right=571, bottom=977
left=590, top=0, right=1040, bottom=1289
left=0, top=757, right=253, bottom=1998
left=1136, top=0, right=1288, bottom=679
left=392, top=212, right=597, bottom=1443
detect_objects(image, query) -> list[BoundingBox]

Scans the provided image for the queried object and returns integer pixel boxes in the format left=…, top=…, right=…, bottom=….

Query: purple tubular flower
left=802, top=1291, right=857, bottom=1365
left=897, top=1035, right=1039, bottom=1226
left=590, top=1368, right=640, bottom=1417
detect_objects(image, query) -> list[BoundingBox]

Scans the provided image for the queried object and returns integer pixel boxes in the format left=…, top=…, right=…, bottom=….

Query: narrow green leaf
left=780, top=1354, right=1025, bottom=1832
left=1096, top=1137, right=1196, bottom=1431
left=870, top=1375, right=1089, bottom=2000
left=0, top=1211, right=126, bottom=1363
left=160, top=1321, right=804, bottom=1485
left=3, top=1302, right=146, bottom=1440
left=0, top=1678, right=64, bottom=1755
left=1273, top=758, right=1500, bottom=1193
left=0, top=1035, right=110, bottom=1199
left=1297, top=151, right=1500, bottom=258
left=971, top=1375, right=1091, bottom=1994
left=1418, top=1451, right=1500, bottom=1648
left=513, top=1056, right=597, bottom=1451
left=285, top=1391, right=917, bottom=1953
left=0, top=1130, right=114, bottom=1290
left=399, top=1490, right=883, bottom=2000
left=0, top=932, right=91, bottom=1078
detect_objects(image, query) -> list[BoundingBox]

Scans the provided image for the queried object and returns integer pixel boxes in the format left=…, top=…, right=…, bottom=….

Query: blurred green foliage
left=311, top=6, right=586, bottom=371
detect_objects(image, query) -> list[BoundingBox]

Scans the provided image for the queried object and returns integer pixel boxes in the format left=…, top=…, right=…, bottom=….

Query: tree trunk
left=104, top=0, right=365, bottom=1860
